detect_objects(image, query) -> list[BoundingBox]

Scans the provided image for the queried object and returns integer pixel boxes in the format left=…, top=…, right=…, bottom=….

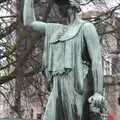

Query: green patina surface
left=22, top=0, right=107, bottom=120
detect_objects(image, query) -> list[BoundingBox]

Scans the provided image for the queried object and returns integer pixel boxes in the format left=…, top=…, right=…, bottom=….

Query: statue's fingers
left=96, top=99, right=100, bottom=106
left=101, top=97, right=106, bottom=105
left=94, top=99, right=99, bottom=107
left=95, top=96, right=101, bottom=106
left=102, top=97, right=105, bottom=101
left=95, top=96, right=100, bottom=102
left=99, top=96, right=105, bottom=105
left=88, top=96, right=94, bottom=103
left=98, top=98, right=102, bottom=106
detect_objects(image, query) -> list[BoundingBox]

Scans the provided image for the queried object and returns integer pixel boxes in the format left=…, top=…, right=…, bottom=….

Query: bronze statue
left=23, top=0, right=107, bottom=120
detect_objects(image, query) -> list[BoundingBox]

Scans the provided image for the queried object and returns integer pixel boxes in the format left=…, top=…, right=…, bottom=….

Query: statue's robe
left=42, top=19, right=103, bottom=120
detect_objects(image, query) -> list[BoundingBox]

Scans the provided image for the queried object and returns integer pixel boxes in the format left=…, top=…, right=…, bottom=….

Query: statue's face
left=56, top=0, right=80, bottom=18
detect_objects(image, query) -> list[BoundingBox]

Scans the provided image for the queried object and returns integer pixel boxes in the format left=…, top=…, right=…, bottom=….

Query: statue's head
left=55, top=0, right=81, bottom=17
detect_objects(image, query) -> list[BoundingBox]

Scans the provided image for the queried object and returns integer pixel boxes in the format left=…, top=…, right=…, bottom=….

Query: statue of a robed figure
left=23, top=0, right=108, bottom=120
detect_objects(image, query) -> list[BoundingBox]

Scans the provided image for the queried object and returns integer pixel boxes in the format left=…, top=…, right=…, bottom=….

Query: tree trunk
left=15, top=0, right=24, bottom=118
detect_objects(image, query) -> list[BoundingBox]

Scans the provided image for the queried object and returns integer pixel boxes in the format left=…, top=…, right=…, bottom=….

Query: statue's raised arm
left=23, top=0, right=46, bottom=33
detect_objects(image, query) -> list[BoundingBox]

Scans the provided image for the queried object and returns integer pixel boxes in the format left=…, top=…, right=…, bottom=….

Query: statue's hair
left=54, top=0, right=70, bottom=6
left=54, top=0, right=81, bottom=13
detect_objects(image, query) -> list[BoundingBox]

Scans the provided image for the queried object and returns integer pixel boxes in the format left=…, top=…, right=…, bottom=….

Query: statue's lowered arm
left=83, top=23, right=108, bottom=119
left=23, top=0, right=46, bottom=33
left=83, top=23, right=103, bottom=95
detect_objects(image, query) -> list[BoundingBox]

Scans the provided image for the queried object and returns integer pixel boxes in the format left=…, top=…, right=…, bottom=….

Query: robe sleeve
left=83, top=22, right=103, bottom=95
left=42, top=23, right=55, bottom=70
left=42, top=23, right=59, bottom=81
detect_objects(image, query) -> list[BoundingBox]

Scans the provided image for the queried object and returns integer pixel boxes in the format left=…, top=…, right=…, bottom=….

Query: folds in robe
left=42, top=20, right=90, bottom=94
